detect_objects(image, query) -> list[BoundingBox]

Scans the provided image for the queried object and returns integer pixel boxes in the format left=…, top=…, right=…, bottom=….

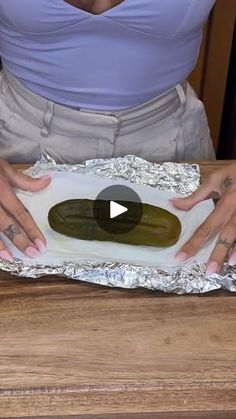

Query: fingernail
left=34, top=239, right=47, bottom=254
left=40, top=174, right=51, bottom=181
left=169, top=198, right=180, bottom=204
left=228, top=253, right=236, bottom=266
left=206, top=261, right=219, bottom=275
left=0, top=250, right=13, bottom=262
left=25, top=246, right=40, bottom=259
left=175, top=252, right=188, bottom=262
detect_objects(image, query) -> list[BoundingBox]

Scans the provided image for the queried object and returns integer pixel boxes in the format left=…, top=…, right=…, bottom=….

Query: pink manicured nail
left=175, top=252, right=188, bottom=262
left=25, top=246, right=40, bottom=259
left=169, top=198, right=180, bottom=205
left=0, top=250, right=13, bottom=262
left=228, top=253, right=236, bottom=267
left=34, top=239, right=47, bottom=254
left=40, top=174, right=51, bottom=181
left=206, top=261, right=219, bottom=275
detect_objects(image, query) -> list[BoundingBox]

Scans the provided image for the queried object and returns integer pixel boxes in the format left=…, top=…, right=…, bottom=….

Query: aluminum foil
left=1, top=154, right=236, bottom=294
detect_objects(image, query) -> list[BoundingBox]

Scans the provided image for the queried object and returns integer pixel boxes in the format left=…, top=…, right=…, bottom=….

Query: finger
left=206, top=221, right=236, bottom=275
left=0, top=183, right=47, bottom=253
left=0, top=238, right=13, bottom=262
left=0, top=159, right=51, bottom=192
left=0, top=206, right=40, bottom=258
left=229, top=244, right=236, bottom=266
left=176, top=195, right=235, bottom=261
left=170, top=177, right=219, bottom=211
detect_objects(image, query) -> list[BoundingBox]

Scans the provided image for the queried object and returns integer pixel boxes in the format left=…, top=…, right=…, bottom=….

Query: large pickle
left=48, top=199, right=181, bottom=247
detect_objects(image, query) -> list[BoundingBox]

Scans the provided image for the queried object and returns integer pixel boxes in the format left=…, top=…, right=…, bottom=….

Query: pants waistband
left=1, top=69, right=186, bottom=137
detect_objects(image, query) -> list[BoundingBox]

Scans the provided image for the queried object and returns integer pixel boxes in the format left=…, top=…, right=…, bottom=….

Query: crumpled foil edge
left=1, top=154, right=235, bottom=294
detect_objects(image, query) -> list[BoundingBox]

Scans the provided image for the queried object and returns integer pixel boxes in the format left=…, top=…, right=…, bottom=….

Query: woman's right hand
left=0, top=159, right=51, bottom=261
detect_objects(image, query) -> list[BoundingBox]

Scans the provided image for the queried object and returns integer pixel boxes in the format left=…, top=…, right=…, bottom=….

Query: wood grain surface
left=7, top=414, right=236, bottom=419
left=0, top=162, right=235, bottom=418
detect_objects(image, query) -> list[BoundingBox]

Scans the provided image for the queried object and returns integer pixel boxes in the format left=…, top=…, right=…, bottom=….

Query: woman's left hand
left=171, top=163, right=236, bottom=275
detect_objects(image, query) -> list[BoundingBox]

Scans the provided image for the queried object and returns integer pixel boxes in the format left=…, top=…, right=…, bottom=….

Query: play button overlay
left=93, top=185, right=143, bottom=235
left=110, top=201, right=128, bottom=219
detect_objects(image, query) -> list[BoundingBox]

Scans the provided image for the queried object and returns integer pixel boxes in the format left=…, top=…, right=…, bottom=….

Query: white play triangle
left=110, top=201, right=128, bottom=219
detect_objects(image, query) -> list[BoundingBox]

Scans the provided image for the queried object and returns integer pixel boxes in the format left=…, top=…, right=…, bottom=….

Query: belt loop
left=1, top=70, right=11, bottom=98
left=40, top=101, right=54, bottom=137
left=174, top=82, right=187, bottom=119
left=176, top=83, right=186, bottom=106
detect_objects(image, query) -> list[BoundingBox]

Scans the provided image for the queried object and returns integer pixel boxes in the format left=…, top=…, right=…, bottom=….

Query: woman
left=0, top=0, right=216, bottom=163
left=0, top=0, right=235, bottom=272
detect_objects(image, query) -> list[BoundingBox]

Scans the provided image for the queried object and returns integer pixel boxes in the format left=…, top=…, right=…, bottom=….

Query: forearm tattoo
left=4, top=224, right=21, bottom=242
left=222, top=176, right=234, bottom=189
left=216, top=238, right=232, bottom=251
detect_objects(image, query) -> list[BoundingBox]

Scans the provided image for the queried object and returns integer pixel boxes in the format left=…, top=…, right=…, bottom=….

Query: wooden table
left=0, top=161, right=236, bottom=419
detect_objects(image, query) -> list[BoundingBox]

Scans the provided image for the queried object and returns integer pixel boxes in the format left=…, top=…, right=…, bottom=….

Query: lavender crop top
left=0, top=0, right=215, bottom=110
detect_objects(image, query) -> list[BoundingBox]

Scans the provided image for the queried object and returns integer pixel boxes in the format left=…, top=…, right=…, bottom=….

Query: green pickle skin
left=48, top=199, right=181, bottom=247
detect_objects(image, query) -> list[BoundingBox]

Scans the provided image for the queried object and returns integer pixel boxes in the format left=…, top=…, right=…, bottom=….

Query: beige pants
left=0, top=69, right=215, bottom=164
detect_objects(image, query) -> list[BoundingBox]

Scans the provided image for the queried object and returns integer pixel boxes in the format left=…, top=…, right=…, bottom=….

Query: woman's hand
left=171, top=163, right=236, bottom=274
left=0, top=159, right=51, bottom=261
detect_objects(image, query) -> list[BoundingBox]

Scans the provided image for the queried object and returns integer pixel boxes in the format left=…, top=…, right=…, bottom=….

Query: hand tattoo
left=216, top=238, right=232, bottom=251
left=222, top=176, right=234, bottom=189
left=4, top=224, right=21, bottom=242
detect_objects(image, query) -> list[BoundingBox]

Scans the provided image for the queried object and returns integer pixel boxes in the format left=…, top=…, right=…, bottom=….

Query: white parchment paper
left=6, top=172, right=217, bottom=269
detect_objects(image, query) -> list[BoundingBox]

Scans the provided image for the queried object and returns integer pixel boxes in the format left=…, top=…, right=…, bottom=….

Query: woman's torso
left=0, top=0, right=216, bottom=110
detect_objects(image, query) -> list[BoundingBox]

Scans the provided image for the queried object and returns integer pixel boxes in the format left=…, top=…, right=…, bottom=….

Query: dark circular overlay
left=93, top=185, right=143, bottom=235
